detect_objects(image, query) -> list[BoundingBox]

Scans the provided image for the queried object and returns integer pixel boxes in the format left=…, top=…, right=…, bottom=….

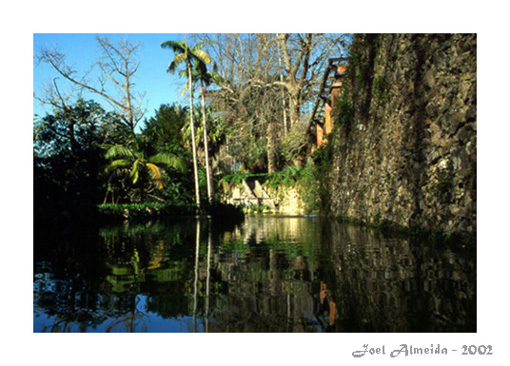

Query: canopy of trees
left=34, top=33, right=351, bottom=214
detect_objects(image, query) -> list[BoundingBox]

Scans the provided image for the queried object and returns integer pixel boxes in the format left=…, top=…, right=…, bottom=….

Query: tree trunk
left=188, top=65, right=201, bottom=210
left=288, top=93, right=301, bottom=127
left=124, top=79, right=135, bottom=134
left=68, top=121, right=77, bottom=157
left=266, top=121, right=277, bottom=174
left=277, top=41, right=288, bottom=137
left=201, top=82, right=214, bottom=202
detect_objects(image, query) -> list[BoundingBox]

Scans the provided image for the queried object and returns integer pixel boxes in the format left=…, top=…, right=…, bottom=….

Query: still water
left=34, top=215, right=476, bottom=332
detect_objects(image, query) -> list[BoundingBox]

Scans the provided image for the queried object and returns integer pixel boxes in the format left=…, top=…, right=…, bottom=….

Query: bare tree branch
left=36, top=36, right=146, bottom=134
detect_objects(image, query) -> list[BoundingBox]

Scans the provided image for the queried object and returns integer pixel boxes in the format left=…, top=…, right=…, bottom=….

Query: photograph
left=32, top=32, right=477, bottom=333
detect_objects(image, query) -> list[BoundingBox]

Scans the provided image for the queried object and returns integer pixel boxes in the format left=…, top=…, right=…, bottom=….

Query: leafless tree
left=193, top=33, right=349, bottom=172
left=35, top=36, right=146, bottom=135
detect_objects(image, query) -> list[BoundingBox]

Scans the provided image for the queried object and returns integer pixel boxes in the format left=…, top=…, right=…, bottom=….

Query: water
left=33, top=215, right=476, bottom=332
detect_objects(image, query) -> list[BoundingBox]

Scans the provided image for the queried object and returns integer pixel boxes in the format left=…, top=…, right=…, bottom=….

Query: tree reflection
left=105, top=296, right=148, bottom=332
left=34, top=217, right=476, bottom=332
left=192, top=219, right=200, bottom=332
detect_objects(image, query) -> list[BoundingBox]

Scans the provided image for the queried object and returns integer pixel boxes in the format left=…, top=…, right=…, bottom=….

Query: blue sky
left=33, top=33, right=196, bottom=130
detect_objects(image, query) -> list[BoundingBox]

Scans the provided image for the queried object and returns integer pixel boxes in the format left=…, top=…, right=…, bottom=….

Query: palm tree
left=179, top=60, right=223, bottom=203
left=104, top=139, right=186, bottom=203
left=161, top=39, right=214, bottom=210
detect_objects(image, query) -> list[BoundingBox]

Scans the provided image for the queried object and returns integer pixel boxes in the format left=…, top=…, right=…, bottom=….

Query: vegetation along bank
left=34, top=33, right=476, bottom=241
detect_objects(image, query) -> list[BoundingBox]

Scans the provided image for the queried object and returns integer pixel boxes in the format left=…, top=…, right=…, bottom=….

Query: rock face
left=328, top=34, right=476, bottom=236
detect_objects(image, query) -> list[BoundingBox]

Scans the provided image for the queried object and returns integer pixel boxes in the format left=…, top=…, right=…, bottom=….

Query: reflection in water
left=327, top=224, right=476, bottom=332
left=33, top=216, right=476, bottom=332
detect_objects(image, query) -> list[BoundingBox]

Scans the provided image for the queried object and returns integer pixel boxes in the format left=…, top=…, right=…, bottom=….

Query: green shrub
left=263, top=166, right=303, bottom=190
left=218, top=171, right=269, bottom=192
left=243, top=204, right=271, bottom=214
left=97, top=202, right=195, bottom=219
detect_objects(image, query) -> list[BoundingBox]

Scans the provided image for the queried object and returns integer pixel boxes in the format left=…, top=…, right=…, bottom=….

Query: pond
left=33, top=215, right=476, bottom=332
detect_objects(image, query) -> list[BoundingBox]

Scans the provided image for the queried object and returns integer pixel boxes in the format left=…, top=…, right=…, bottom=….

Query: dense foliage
left=34, top=100, right=129, bottom=208
left=34, top=34, right=352, bottom=220
left=34, top=101, right=203, bottom=211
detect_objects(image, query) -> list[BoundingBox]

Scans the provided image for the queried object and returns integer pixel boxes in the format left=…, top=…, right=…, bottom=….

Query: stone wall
left=265, top=185, right=307, bottom=215
left=328, top=34, right=476, bottom=236
left=222, top=180, right=307, bottom=215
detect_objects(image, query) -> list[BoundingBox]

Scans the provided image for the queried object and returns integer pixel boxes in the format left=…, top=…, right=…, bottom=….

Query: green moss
left=334, top=95, right=355, bottom=136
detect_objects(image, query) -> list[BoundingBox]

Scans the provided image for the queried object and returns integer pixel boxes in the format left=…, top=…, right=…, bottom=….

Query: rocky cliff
left=327, top=34, right=476, bottom=237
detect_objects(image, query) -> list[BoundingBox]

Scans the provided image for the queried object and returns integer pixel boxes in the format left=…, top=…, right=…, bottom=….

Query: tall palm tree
left=180, top=60, right=223, bottom=202
left=161, top=39, right=214, bottom=210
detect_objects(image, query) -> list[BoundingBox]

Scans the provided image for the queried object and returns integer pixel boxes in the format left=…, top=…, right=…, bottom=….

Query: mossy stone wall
left=328, top=34, right=476, bottom=236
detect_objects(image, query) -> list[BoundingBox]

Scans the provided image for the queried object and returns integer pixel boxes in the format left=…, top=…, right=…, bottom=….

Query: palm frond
left=162, top=40, right=190, bottom=74
left=192, top=40, right=207, bottom=51
left=149, top=152, right=187, bottom=172
left=167, top=53, right=187, bottom=74
left=161, top=40, right=186, bottom=53
left=130, top=159, right=141, bottom=184
left=146, top=163, right=163, bottom=190
left=191, top=49, right=211, bottom=64
left=105, top=145, right=135, bottom=160
left=105, top=159, right=132, bottom=174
